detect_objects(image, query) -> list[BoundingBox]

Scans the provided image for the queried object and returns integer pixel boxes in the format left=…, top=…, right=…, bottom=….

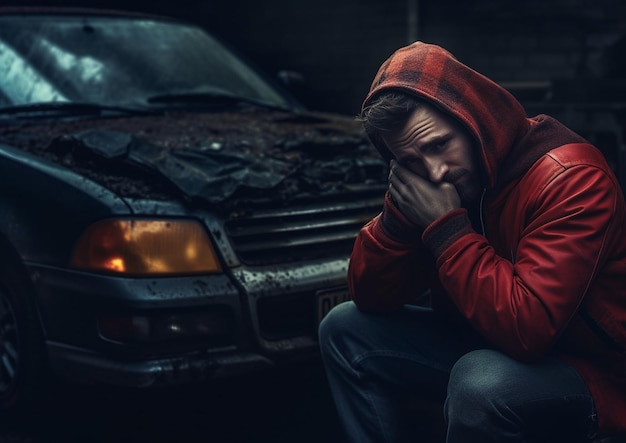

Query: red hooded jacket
left=349, top=42, right=626, bottom=434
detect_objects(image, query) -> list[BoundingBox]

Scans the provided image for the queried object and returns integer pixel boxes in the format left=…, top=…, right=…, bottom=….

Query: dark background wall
left=8, top=0, right=626, bottom=115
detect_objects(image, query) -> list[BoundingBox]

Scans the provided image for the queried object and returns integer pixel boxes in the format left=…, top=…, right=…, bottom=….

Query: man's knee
left=445, top=349, right=514, bottom=424
left=448, top=349, right=509, bottom=393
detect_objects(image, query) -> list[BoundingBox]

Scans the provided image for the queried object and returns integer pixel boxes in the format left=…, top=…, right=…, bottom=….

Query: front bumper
left=28, top=258, right=346, bottom=387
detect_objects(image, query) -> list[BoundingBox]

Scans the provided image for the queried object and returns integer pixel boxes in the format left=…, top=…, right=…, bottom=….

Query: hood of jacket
left=362, top=41, right=586, bottom=189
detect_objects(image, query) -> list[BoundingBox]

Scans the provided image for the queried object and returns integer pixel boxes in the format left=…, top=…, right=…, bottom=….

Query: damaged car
left=0, top=7, right=387, bottom=413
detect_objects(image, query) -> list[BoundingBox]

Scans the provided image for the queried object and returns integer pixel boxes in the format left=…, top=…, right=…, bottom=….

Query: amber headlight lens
left=71, top=219, right=222, bottom=276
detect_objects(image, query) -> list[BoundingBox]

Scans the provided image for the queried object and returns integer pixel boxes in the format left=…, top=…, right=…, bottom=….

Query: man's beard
left=446, top=169, right=482, bottom=204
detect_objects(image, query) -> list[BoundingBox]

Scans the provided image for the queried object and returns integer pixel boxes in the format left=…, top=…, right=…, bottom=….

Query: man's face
left=381, top=104, right=483, bottom=204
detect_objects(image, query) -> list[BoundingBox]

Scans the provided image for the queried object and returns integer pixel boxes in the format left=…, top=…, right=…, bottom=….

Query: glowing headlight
left=71, top=219, right=222, bottom=276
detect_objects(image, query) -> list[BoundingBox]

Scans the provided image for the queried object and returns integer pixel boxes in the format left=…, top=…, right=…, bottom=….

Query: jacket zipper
left=479, top=188, right=487, bottom=236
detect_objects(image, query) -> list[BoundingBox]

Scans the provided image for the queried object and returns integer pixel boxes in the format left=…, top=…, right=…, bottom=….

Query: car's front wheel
left=0, top=260, right=48, bottom=417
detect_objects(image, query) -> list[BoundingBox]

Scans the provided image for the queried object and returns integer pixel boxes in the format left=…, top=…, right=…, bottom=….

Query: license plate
left=316, top=288, right=350, bottom=324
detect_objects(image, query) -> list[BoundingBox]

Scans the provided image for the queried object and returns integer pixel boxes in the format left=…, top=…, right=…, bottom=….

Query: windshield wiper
left=0, top=102, right=157, bottom=121
left=146, top=91, right=290, bottom=111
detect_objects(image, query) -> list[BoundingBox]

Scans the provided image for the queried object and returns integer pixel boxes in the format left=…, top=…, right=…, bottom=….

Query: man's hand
left=388, top=160, right=461, bottom=228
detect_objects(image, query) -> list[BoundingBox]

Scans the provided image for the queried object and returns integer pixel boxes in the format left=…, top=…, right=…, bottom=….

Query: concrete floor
left=0, top=361, right=346, bottom=443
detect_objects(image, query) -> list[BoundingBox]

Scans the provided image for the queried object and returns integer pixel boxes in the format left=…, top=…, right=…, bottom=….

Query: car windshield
left=0, top=14, right=294, bottom=110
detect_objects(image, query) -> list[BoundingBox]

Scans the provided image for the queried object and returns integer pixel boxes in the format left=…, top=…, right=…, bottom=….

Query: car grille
left=224, top=186, right=385, bottom=266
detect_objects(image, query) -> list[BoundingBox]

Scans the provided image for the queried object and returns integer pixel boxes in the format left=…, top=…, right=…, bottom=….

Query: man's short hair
left=359, top=91, right=426, bottom=153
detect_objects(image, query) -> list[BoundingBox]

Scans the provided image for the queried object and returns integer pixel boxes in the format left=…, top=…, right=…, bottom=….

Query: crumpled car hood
left=0, top=108, right=388, bottom=212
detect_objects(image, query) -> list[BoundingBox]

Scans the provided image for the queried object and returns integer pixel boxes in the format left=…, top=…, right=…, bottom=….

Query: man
left=319, top=41, right=626, bottom=442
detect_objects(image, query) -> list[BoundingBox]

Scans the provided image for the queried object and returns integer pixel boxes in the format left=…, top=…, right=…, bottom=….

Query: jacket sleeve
left=347, top=192, right=435, bottom=312
left=426, top=159, right=624, bottom=362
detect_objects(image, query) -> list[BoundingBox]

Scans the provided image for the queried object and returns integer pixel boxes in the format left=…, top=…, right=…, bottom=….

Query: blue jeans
left=319, top=301, right=598, bottom=443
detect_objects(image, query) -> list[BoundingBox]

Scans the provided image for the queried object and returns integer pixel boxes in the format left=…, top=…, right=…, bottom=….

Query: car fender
left=0, top=143, right=132, bottom=266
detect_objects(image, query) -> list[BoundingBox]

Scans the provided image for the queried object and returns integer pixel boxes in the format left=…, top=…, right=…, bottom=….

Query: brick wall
left=418, top=0, right=626, bottom=86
